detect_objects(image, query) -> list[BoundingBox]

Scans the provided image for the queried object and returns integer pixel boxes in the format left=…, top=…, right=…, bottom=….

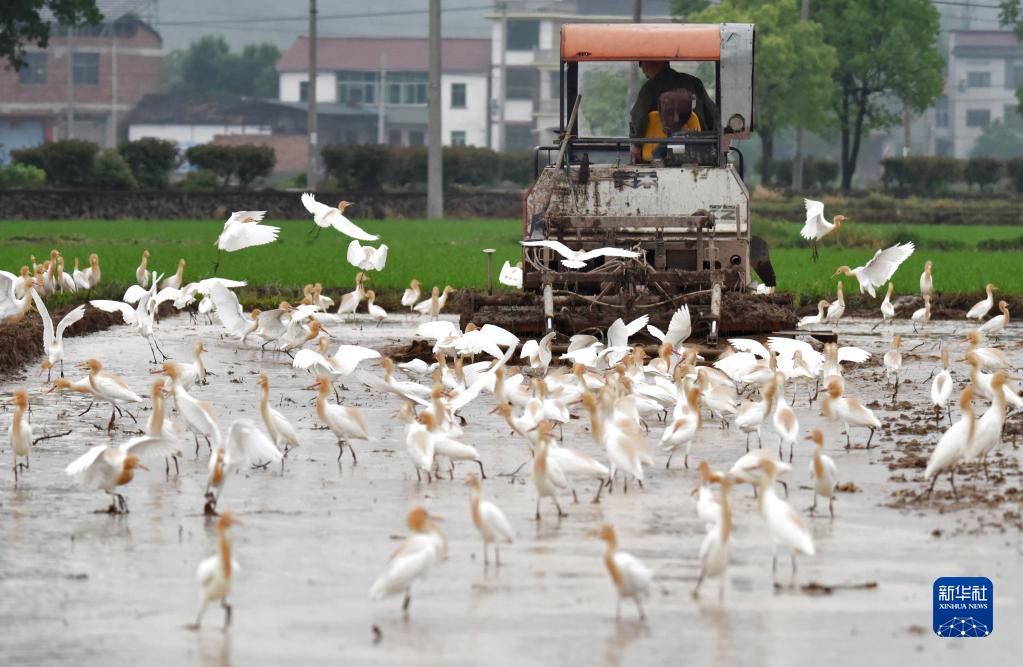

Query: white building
left=485, top=0, right=673, bottom=151
left=276, top=36, right=491, bottom=148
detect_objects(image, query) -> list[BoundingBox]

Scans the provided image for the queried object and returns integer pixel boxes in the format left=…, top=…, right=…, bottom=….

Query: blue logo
left=933, top=577, right=993, bottom=637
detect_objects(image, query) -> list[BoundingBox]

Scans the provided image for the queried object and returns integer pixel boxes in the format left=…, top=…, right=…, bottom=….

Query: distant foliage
left=118, top=138, right=179, bottom=189
left=0, top=163, right=46, bottom=189
left=963, top=157, right=1002, bottom=191
left=759, top=157, right=839, bottom=188
left=321, top=145, right=533, bottom=191
left=92, top=149, right=137, bottom=190
left=582, top=67, right=629, bottom=137
left=184, top=144, right=275, bottom=189
left=881, top=156, right=963, bottom=195
left=178, top=169, right=221, bottom=190
left=1006, top=157, right=1023, bottom=193
left=163, top=36, right=280, bottom=98
left=11, top=139, right=99, bottom=187
left=970, top=112, right=1023, bottom=159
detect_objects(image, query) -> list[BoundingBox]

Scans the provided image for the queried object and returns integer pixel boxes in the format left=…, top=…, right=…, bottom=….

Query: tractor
left=460, top=22, right=795, bottom=344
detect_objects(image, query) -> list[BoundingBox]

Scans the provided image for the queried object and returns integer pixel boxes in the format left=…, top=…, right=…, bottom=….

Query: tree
left=690, top=1, right=837, bottom=186
left=1, top=0, right=101, bottom=71
left=972, top=113, right=1023, bottom=159
left=671, top=0, right=710, bottom=19
left=163, top=35, right=281, bottom=98
left=582, top=68, right=629, bottom=137
left=1000, top=2, right=1023, bottom=109
left=813, top=0, right=944, bottom=189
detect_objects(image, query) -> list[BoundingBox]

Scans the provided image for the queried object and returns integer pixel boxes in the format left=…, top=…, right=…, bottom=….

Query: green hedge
left=0, top=163, right=46, bottom=189
left=320, top=144, right=533, bottom=190
left=118, top=138, right=178, bottom=189
left=881, top=156, right=964, bottom=195
left=185, top=144, right=275, bottom=189
left=92, top=149, right=137, bottom=190
left=760, top=157, right=839, bottom=188
left=11, top=139, right=99, bottom=187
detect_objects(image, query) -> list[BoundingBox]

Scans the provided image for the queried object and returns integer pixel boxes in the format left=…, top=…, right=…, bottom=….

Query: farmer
left=629, top=60, right=716, bottom=163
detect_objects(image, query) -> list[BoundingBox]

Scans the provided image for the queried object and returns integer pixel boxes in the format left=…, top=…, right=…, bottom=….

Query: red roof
left=277, top=37, right=490, bottom=73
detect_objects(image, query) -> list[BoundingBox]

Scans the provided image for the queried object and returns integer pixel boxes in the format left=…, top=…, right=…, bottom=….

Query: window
left=966, top=109, right=991, bottom=128
left=505, top=124, right=534, bottom=150
left=388, top=129, right=402, bottom=146
left=451, top=130, right=466, bottom=146
left=506, top=69, right=538, bottom=100
left=1007, top=62, right=1023, bottom=88
left=967, top=71, right=991, bottom=88
left=386, top=71, right=428, bottom=105
left=18, top=52, right=47, bottom=84
left=506, top=20, right=540, bottom=50
left=337, top=71, right=377, bottom=104
left=72, top=52, right=99, bottom=85
left=450, top=82, right=466, bottom=108
left=299, top=81, right=309, bottom=102
left=409, top=130, right=425, bottom=146
left=935, top=97, right=948, bottom=128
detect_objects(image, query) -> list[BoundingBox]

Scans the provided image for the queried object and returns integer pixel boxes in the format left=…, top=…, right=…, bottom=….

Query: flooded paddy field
left=0, top=314, right=1019, bottom=666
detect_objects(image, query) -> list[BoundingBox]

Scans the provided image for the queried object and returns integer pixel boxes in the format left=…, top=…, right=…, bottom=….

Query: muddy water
left=1, top=314, right=1020, bottom=666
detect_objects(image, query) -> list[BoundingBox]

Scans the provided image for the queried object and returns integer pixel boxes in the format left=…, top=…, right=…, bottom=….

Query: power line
left=157, top=4, right=491, bottom=27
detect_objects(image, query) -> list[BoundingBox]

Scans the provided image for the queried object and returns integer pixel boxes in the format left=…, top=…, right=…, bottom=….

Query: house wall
left=128, top=124, right=273, bottom=148
left=441, top=73, right=488, bottom=147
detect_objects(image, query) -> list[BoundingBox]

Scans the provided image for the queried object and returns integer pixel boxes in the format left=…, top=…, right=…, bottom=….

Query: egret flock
left=0, top=194, right=1018, bottom=630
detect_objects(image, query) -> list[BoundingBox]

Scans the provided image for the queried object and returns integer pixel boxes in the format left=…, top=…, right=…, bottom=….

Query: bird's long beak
left=137, top=463, right=150, bottom=471
left=584, top=528, right=601, bottom=538
left=303, top=383, right=319, bottom=390
left=428, top=513, right=445, bottom=522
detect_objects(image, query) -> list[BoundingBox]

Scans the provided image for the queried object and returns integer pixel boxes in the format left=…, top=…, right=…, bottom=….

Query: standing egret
left=188, top=512, right=241, bottom=630
left=136, top=250, right=150, bottom=287
left=966, top=283, right=997, bottom=321
left=923, top=387, right=976, bottom=501
left=756, top=458, right=815, bottom=586
left=920, top=260, right=933, bottom=298
left=369, top=506, right=446, bottom=617
left=693, top=475, right=732, bottom=599
left=8, top=389, right=32, bottom=482
left=465, top=473, right=514, bottom=567
left=807, top=429, right=838, bottom=518
left=592, top=523, right=653, bottom=620
left=401, top=279, right=422, bottom=312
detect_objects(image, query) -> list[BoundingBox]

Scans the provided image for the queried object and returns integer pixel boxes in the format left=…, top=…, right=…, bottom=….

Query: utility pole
left=66, top=25, right=75, bottom=139
left=792, top=0, right=809, bottom=190
left=306, top=0, right=318, bottom=190
left=377, top=52, right=387, bottom=144
left=427, top=0, right=444, bottom=218
left=626, top=0, right=641, bottom=104
left=110, top=32, right=118, bottom=147
left=496, top=1, right=507, bottom=151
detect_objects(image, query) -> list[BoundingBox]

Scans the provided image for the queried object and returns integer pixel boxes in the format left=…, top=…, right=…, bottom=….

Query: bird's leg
left=789, top=442, right=794, bottom=463
left=173, top=455, right=180, bottom=476
left=124, top=409, right=137, bottom=424
left=591, top=479, right=605, bottom=504
left=148, top=341, right=159, bottom=365
left=483, top=542, right=489, bottom=567
left=535, top=497, right=541, bottom=521
left=194, top=434, right=201, bottom=456
left=684, top=453, right=689, bottom=469
left=402, top=591, right=412, bottom=617
left=153, top=337, right=169, bottom=361
left=571, top=488, right=579, bottom=504
left=416, top=468, right=421, bottom=482
left=665, top=451, right=673, bottom=469
left=336, top=440, right=345, bottom=463
left=221, top=599, right=232, bottom=630
left=77, top=400, right=94, bottom=417
left=829, top=495, right=835, bottom=519
left=778, top=436, right=784, bottom=461
left=809, top=492, right=817, bottom=514
left=616, top=599, right=622, bottom=621
left=983, top=457, right=990, bottom=481
left=496, top=545, right=501, bottom=567
left=449, top=461, right=455, bottom=481
left=790, top=555, right=798, bottom=584
left=845, top=428, right=852, bottom=450
left=204, top=435, right=212, bottom=452
left=554, top=497, right=567, bottom=518
left=476, top=460, right=486, bottom=479
left=348, top=441, right=358, bottom=465
left=635, top=598, right=646, bottom=621
left=772, top=553, right=779, bottom=584
left=47, top=366, right=52, bottom=383
left=692, top=571, right=704, bottom=598
left=780, top=480, right=789, bottom=498
left=949, top=470, right=959, bottom=501
left=189, top=601, right=208, bottom=630
left=745, top=432, right=750, bottom=453
left=107, top=408, right=116, bottom=432
left=757, top=431, right=763, bottom=449
left=333, top=384, right=341, bottom=403
left=866, top=427, right=875, bottom=449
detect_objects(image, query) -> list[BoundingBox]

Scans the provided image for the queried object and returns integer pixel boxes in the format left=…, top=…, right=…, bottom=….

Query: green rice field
left=1, top=218, right=1020, bottom=304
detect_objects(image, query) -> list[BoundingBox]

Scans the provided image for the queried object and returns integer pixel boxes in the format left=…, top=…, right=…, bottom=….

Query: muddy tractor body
left=461, top=23, right=795, bottom=342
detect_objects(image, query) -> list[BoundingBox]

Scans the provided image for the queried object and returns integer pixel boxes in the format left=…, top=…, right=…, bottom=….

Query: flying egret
left=30, top=290, right=85, bottom=381
left=64, top=435, right=175, bottom=513
left=300, top=193, right=378, bottom=241
left=800, top=199, right=845, bottom=262
left=346, top=239, right=388, bottom=271
left=521, top=240, right=640, bottom=269
left=499, top=260, right=523, bottom=288
left=833, top=242, right=915, bottom=297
